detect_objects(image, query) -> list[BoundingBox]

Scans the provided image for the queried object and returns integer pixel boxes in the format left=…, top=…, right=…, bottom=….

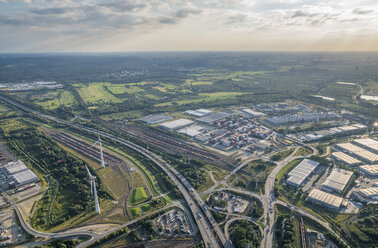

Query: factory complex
left=287, top=123, right=367, bottom=142
left=0, top=160, right=38, bottom=189
left=321, top=168, right=353, bottom=194
left=140, top=107, right=275, bottom=154
left=286, top=159, right=319, bottom=187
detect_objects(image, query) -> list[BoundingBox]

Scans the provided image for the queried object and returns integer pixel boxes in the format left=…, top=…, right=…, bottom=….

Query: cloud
left=352, top=7, right=374, bottom=15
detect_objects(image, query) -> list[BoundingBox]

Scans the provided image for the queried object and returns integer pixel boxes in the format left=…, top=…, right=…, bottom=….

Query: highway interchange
left=0, top=96, right=349, bottom=248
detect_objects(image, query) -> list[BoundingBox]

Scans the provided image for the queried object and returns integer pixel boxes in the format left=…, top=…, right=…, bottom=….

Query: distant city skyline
left=0, top=0, right=378, bottom=52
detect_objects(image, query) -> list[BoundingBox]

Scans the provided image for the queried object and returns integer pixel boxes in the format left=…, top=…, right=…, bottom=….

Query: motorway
left=0, top=96, right=229, bottom=248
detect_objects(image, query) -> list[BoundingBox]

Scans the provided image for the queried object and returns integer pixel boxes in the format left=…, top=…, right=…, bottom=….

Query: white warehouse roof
left=353, top=138, right=378, bottom=153
left=158, top=118, right=194, bottom=130
left=3, top=160, right=28, bottom=175
left=140, top=114, right=172, bottom=124
left=307, top=189, right=343, bottom=210
left=332, top=152, right=362, bottom=165
left=11, top=170, right=38, bottom=185
left=359, top=164, right=378, bottom=176
left=321, top=168, right=353, bottom=193
left=184, top=109, right=212, bottom=117
left=358, top=187, right=378, bottom=198
left=286, top=159, right=319, bottom=187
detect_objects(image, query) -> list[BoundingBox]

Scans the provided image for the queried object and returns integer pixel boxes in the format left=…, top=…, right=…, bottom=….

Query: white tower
left=85, top=165, right=101, bottom=214
left=92, top=136, right=105, bottom=168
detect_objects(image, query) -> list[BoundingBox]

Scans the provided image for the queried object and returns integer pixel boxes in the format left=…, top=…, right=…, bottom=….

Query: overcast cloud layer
left=0, top=0, right=378, bottom=52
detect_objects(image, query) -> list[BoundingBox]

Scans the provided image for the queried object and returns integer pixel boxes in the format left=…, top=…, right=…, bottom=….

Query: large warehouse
left=321, top=168, right=353, bottom=194
left=331, top=152, right=362, bottom=165
left=358, top=187, right=378, bottom=200
left=158, top=118, right=194, bottom=131
left=184, top=109, right=212, bottom=117
left=140, top=114, right=172, bottom=124
left=352, top=138, right=378, bottom=153
left=307, top=189, right=344, bottom=210
left=335, top=143, right=364, bottom=153
left=286, top=159, right=319, bottom=187
left=3, top=160, right=28, bottom=175
left=359, top=164, right=378, bottom=177
left=10, top=170, right=38, bottom=186
left=197, top=112, right=231, bottom=124
left=352, top=150, right=378, bottom=164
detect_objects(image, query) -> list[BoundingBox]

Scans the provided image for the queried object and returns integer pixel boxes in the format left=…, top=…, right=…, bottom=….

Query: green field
left=129, top=187, right=149, bottom=205
left=74, top=82, right=123, bottom=105
left=60, top=90, right=78, bottom=107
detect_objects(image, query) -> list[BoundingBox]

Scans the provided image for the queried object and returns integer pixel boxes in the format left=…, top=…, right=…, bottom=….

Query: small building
left=286, top=159, right=319, bottom=187
left=359, top=164, right=378, bottom=177
left=307, top=189, right=343, bottom=210
left=158, top=118, right=194, bottom=131
left=321, top=168, right=353, bottom=194
left=140, top=114, right=172, bottom=124
left=331, top=152, right=362, bottom=165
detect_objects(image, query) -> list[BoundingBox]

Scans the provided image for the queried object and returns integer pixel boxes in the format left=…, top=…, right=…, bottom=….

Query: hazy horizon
left=1, top=0, right=378, bottom=53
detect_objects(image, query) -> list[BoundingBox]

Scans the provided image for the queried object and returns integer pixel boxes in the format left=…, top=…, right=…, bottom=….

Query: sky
left=0, top=0, right=378, bottom=52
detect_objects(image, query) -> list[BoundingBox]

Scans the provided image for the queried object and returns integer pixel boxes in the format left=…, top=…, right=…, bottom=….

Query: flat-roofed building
left=3, top=160, right=28, bottom=175
left=307, top=189, right=343, bottom=210
left=197, top=112, right=231, bottom=124
left=286, top=159, right=319, bottom=187
left=158, top=118, right=194, bottom=131
left=358, top=187, right=378, bottom=200
left=352, top=138, right=378, bottom=153
left=335, top=143, right=364, bottom=153
left=240, top=108, right=266, bottom=118
left=11, top=170, right=38, bottom=186
left=140, top=114, right=172, bottom=124
left=184, top=109, right=212, bottom=117
left=352, top=150, right=378, bottom=164
left=178, top=125, right=205, bottom=137
left=331, top=152, right=362, bottom=165
left=359, top=164, right=378, bottom=177
left=321, top=168, right=353, bottom=194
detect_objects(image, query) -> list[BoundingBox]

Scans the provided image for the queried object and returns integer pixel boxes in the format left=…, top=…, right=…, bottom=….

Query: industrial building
left=321, top=168, right=353, bottom=194
left=358, top=187, right=378, bottom=200
left=331, top=152, right=362, bottom=165
left=158, top=118, right=194, bottom=131
left=0, top=160, right=38, bottom=188
left=307, top=189, right=344, bottom=210
left=286, top=159, right=319, bottom=187
left=266, top=111, right=339, bottom=125
left=140, top=114, right=172, bottom=124
left=352, top=138, right=378, bottom=153
left=359, top=164, right=378, bottom=177
left=178, top=125, right=205, bottom=137
left=197, top=112, right=231, bottom=124
left=335, top=143, right=365, bottom=153
left=184, top=109, right=212, bottom=117
left=240, top=108, right=266, bottom=118
left=3, top=161, right=28, bottom=175
left=10, top=170, right=38, bottom=186
left=352, top=150, right=378, bottom=164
